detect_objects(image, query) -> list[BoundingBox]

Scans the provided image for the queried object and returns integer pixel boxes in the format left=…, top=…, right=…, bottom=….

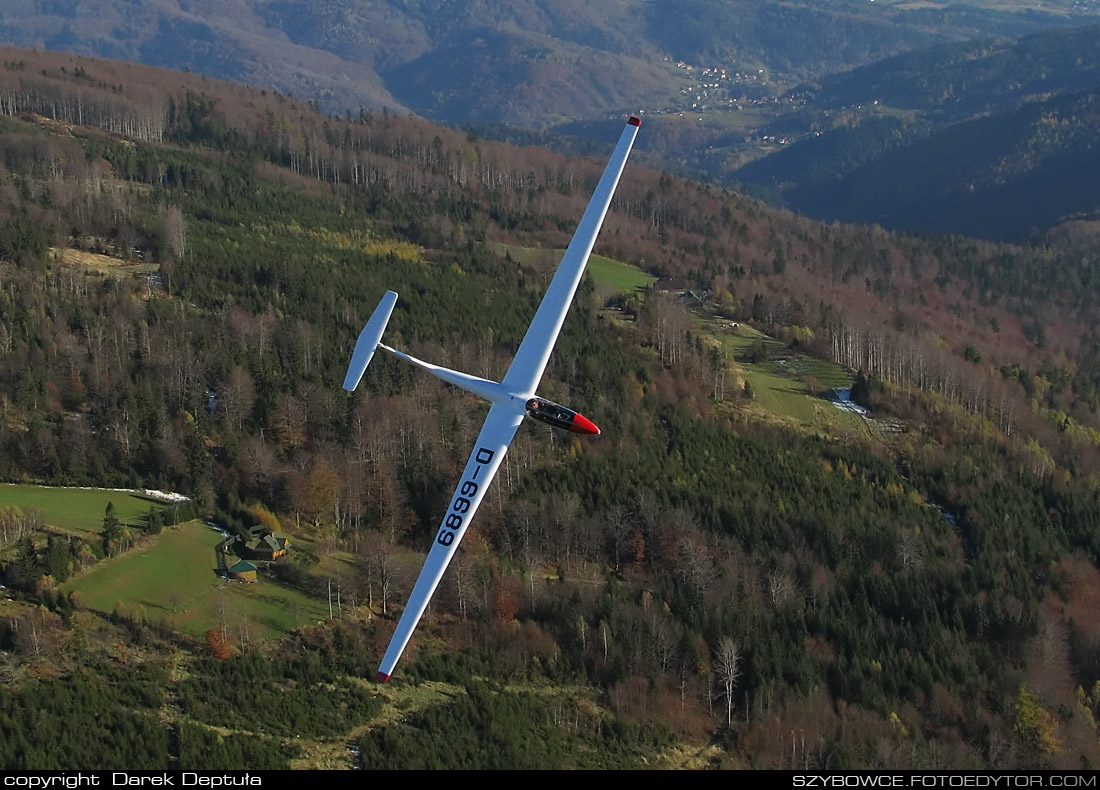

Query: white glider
left=344, top=116, right=641, bottom=681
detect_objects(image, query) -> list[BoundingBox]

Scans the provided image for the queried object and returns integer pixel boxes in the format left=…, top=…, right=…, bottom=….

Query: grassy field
left=489, top=242, right=656, bottom=300
left=51, top=247, right=158, bottom=277
left=0, top=484, right=166, bottom=534
left=65, top=521, right=328, bottom=639
left=310, top=549, right=358, bottom=587
left=586, top=254, right=657, bottom=300
left=709, top=322, right=858, bottom=428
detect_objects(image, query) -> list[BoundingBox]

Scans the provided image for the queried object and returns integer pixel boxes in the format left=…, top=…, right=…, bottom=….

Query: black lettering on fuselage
left=437, top=447, right=494, bottom=546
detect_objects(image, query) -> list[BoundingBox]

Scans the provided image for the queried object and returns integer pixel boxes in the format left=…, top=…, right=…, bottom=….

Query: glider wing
left=370, top=117, right=641, bottom=680
left=376, top=403, right=523, bottom=681
left=502, top=116, right=640, bottom=395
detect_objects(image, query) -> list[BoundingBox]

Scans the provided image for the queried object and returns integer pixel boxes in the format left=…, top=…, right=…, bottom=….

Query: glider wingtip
left=628, top=116, right=641, bottom=127
left=341, top=374, right=361, bottom=392
left=376, top=671, right=391, bottom=682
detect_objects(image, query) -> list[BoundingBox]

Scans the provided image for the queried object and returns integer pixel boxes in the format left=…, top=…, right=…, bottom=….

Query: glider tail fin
left=343, top=290, right=398, bottom=392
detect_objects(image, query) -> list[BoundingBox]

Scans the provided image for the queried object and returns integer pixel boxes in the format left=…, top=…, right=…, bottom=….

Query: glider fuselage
left=524, top=397, right=600, bottom=435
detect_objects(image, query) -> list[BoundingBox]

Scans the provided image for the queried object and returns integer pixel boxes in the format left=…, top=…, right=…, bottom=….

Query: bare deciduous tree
left=768, top=568, right=797, bottom=609
left=372, top=539, right=401, bottom=618
left=714, top=636, right=741, bottom=728
left=450, top=554, right=475, bottom=621
left=161, top=205, right=186, bottom=260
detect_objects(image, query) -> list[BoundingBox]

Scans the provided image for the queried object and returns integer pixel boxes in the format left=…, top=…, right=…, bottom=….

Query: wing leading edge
left=503, top=116, right=640, bottom=395
left=373, top=117, right=641, bottom=680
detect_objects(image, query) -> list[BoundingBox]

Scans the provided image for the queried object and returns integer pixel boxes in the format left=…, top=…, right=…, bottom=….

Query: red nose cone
left=570, top=413, right=601, bottom=435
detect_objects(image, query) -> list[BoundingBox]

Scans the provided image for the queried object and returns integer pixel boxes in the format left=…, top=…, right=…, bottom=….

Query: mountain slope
left=781, top=88, right=1100, bottom=241
left=808, top=23, right=1100, bottom=119
left=0, top=0, right=1095, bottom=126
left=730, top=24, right=1100, bottom=241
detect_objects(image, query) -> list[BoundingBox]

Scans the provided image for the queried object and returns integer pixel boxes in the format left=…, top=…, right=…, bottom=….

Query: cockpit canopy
left=524, top=397, right=600, bottom=435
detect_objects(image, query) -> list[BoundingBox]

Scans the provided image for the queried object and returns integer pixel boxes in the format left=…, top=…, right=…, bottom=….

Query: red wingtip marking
left=628, top=116, right=641, bottom=127
left=570, top=414, right=601, bottom=435
left=376, top=672, right=390, bottom=682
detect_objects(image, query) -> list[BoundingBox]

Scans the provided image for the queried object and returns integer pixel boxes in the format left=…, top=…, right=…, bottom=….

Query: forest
left=0, top=49, right=1099, bottom=769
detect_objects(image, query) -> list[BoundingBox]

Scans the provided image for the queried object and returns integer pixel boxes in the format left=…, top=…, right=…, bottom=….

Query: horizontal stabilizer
left=343, top=291, right=398, bottom=392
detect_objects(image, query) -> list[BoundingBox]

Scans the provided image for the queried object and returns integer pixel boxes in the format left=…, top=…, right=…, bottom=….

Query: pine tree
left=851, top=370, right=871, bottom=407
left=102, top=502, right=123, bottom=556
left=15, top=536, right=39, bottom=591
left=45, top=535, right=71, bottom=582
left=144, top=506, right=162, bottom=536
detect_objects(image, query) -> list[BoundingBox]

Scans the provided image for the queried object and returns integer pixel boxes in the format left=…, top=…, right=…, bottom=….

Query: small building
left=228, top=560, right=258, bottom=583
left=264, top=532, right=291, bottom=559
left=237, top=527, right=291, bottom=561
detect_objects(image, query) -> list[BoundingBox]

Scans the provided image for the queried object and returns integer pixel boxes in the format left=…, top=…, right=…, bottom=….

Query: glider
left=343, top=116, right=641, bottom=681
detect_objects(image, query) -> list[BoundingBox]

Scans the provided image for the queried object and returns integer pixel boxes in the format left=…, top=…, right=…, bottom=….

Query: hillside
left=0, top=0, right=1095, bottom=127
left=0, top=50, right=1100, bottom=769
left=743, top=87, right=1100, bottom=241
left=730, top=25, right=1100, bottom=240
left=8, top=0, right=1100, bottom=244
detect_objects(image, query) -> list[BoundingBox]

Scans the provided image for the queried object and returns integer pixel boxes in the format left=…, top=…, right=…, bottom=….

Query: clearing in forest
left=710, top=322, right=860, bottom=429
left=0, top=483, right=167, bottom=535
left=491, top=243, right=656, bottom=300
left=65, top=520, right=328, bottom=639
left=51, top=247, right=158, bottom=276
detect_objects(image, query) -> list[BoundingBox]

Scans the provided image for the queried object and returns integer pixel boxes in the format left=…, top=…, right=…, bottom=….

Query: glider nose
left=570, top=413, right=601, bottom=435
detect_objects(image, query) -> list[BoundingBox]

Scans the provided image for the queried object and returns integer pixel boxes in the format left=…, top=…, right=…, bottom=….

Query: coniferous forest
left=1, top=48, right=1100, bottom=769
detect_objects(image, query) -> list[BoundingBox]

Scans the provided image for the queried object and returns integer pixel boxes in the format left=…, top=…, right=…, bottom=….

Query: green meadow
left=0, top=484, right=164, bottom=534
left=714, top=323, right=857, bottom=427
left=65, top=520, right=328, bottom=639
left=490, top=243, right=656, bottom=300
left=585, top=254, right=657, bottom=299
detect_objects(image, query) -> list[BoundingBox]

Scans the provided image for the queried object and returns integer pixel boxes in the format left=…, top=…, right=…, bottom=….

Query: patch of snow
left=830, top=388, right=867, bottom=416
left=143, top=489, right=190, bottom=503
